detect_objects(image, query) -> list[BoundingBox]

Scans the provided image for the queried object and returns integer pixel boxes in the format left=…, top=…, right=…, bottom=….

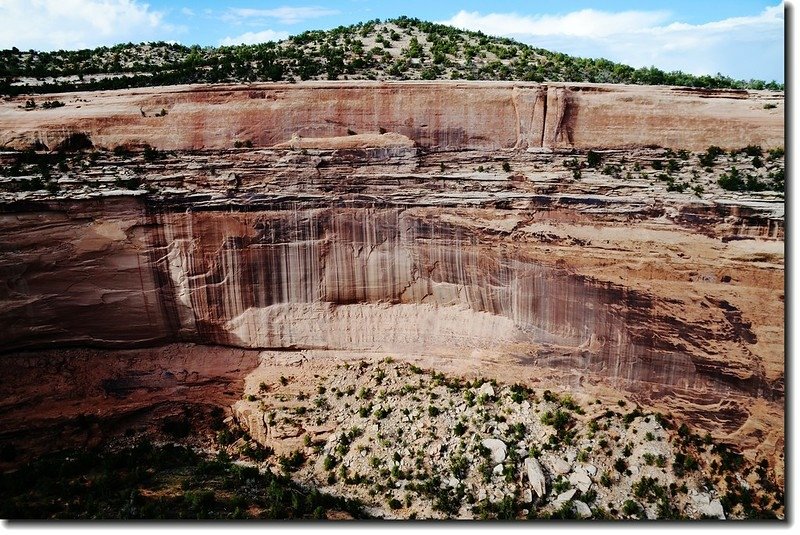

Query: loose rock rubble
left=227, top=358, right=784, bottom=519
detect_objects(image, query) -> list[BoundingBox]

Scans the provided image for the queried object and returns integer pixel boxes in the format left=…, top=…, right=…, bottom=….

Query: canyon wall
left=0, top=82, right=784, bottom=470
left=0, top=82, right=784, bottom=152
left=0, top=196, right=783, bottom=402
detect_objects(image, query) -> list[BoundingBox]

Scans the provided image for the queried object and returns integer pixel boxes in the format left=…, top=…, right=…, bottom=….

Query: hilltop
left=0, top=17, right=783, bottom=96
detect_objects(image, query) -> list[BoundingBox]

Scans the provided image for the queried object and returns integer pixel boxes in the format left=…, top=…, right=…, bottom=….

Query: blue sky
left=0, top=1, right=785, bottom=82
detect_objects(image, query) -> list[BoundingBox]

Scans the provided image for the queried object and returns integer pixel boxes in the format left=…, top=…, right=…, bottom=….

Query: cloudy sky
left=0, top=1, right=786, bottom=82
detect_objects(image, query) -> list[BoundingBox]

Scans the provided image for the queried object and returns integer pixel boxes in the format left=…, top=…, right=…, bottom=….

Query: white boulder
left=524, top=457, right=547, bottom=498
left=482, top=438, right=507, bottom=463
left=573, top=500, right=592, bottom=518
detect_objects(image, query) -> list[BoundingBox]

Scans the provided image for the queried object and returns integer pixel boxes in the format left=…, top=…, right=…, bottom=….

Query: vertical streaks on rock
left=511, top=87, right=547, bottom=149
left=0, top=82, right=783, bottom=151
left=98, top=205, right=753, bottom=402
left=543, top=86, right=575, bottom=147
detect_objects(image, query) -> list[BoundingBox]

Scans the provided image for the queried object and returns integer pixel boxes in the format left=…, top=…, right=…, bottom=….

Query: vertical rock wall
left=0, top=198, right=174, bottom=349
left=0, top=82, right=784, bottom=152
left=2, top=199, right=775, bottom=403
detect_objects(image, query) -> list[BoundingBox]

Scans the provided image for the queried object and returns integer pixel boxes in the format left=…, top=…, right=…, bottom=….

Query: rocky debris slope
left=226, top=357, right=782, bottom=519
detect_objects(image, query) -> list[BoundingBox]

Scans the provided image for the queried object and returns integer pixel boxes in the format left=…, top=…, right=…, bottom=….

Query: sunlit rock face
left=149, top=207, right=639, bottom=353
left=0, top=81, right=784, bottom=473
left=0, top=82, right=784, bottom=152
left=0, top=201, right=780, bottom=403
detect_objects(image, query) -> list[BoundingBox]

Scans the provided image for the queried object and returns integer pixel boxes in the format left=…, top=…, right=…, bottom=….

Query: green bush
left=768, top=147, right=784, bottom=160
left=373, top=406, right=391, bottom=419
left=0, top=441, right=369, bottom=519
left=142, top=144, right=164, bottom=161
left=699, top=146, right=724, bottom=167
left=278, top=450, right=305, bottom=472
left=322, top=455, right=337, bottom=472
left=718, top=167, right=744, bottom=190
left=633, top=476, right=667, bottom=502
left=742, top=145, right=763, bottom=157
left=622, top=499, right=641, bottom=516
left=449, top=454, right=469, bottom=480
left=548, top=500, right=578, bottom=520
left=587, top=150, right=602, bottom=168
left=614, top=458, right=628, bottom=474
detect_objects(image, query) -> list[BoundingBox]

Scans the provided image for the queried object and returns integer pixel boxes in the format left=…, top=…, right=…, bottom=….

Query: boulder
left=522, top=489, right=533, bottom=503
left=427, top=442, right=443, bottom=457
left=573, top=500, right=592, bottom=518
left=691, top=492, right=725, bottom=519
left=704, top=499, right=726, bottom=520
left=690, top=490, right=710, bottom=506
left=550, top=457, right=571, bottom=475
left=482, top=438, right=507, bottom=463
left=557, top=489, right=576, bottom=502
left=477, top=382, right=495, bottom=398
left=737, top=474, right=751, bottom=490
left=569, top=470, right=592, bottom=493
left=553, top=488, right=577, bottom=507
left=524, top=457, right=547, bottom=498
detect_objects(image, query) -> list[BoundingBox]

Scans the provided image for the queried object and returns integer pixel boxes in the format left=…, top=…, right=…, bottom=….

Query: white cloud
left=445, top=9, right=671, bottom=39
left=441, top=4, right=784, bottom=82
left=181, top=7, right=195, bottom=17
left=225, top=6, right=339, bottom=25
left=219, top=29, right=290, bottom=46
left=0, top=0, right=178, bottom=50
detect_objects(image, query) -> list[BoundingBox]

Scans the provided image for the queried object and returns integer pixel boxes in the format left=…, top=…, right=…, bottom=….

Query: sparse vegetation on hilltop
left=0, top=17, right=783, bottom=96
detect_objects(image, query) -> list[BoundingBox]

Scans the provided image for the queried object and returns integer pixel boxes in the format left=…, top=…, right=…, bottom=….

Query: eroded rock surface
left=0, top=82, right=784, bottom=485
left=0, top=82, right=784, bottom=152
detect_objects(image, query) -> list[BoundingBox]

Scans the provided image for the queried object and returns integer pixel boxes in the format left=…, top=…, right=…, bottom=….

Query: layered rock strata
left=0, top=82, right=784, bottom=477
left=0, top=81, right=784, bottom=152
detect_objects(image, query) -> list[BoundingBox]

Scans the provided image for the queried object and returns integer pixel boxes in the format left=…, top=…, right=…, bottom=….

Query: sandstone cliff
left=0, top=82, right=784, bottom=482
left=0, top=82, right=784, bottom=152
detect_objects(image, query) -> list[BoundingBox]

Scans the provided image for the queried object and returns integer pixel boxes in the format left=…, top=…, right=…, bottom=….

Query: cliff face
left=0, top=82, right=784, bottom=152
left=0, top=197, right=784, bottom=455
left=0, top=82, right=784, bottom=474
